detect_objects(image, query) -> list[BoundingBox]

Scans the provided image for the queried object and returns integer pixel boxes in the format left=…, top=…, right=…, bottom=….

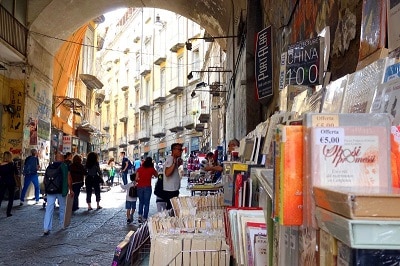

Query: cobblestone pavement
left=0, top=177, right=190, bottom=266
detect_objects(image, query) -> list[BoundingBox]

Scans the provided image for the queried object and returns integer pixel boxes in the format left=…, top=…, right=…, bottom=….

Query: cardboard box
left=314, top=186, right=400, bottom=219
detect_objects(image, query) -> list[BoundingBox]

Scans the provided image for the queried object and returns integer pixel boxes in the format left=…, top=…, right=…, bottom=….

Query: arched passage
left=28, top=0, right=246, bottom=57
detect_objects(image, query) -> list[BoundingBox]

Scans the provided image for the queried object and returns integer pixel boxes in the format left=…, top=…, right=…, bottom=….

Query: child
left=120, top=173, right=137, bottom=224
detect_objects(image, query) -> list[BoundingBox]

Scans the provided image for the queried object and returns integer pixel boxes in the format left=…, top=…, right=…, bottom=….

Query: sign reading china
left=255, top=26, right=273, bottom=100
left=285, top=37, right=324, bottom=86
left=62, top=135, right=72, bottom=153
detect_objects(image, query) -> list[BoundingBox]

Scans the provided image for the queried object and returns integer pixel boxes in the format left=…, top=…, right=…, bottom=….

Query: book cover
left=310, top=126, right=391, bottom=188
left=279, top=125, right=303, bottom=225
left=314, top=186, right=400, bottom=219
left=254, top=234, right=268, bottom=266
left=316, top=207, right=400, bottom=249
left=341, top=59, right=386, bottom=113
left=321, top=75, right=348, bottom=113
left=245, top=222, right=267, bottom=266
left=387, top=0, right=400, bottom=51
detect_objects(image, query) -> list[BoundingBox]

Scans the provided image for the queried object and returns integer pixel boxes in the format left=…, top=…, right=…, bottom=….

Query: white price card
left=314, top=128, right=344, bottom=145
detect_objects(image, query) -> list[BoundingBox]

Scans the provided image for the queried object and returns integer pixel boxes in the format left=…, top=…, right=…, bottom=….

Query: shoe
left=7, top=213, right=12, bottom=217
left=88, top=207, right=93, bottom=211
left=127, top=219, right=132, bottom=224
left=35, top=201, right=40, bottom=205
left=19, top=202, right=24, bottom=206
left=96, top=206, right=103, bottom=210
left=138, top=216, right=143, bottom=223
left=43, top=231, right=50, bottom=236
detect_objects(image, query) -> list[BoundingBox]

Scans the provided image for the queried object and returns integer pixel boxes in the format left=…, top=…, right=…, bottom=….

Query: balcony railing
left=138, top=130, right=150, bottom=142
left=119, top=110, right=128, bottom=123
left=75, top=106, right=101, bottom=132
left=0, top=5, right=27, bottom=57
left=139, top=99, right=151, bottom=111
left=118, top=136, right=128, bottom=148
left=152, top=125, right=166, bottom=138
left=169, top=120, right=184, bottom=133
left=128, top=133, right=139, bottom=145
left=183, top=115, right=195, bottom=129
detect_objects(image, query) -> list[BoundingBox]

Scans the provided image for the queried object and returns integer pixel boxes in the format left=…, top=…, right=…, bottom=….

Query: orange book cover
left=279, top=125, right=303, bottom=225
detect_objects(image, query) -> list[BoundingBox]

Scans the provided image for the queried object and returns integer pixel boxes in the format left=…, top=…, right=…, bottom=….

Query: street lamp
left=185, top=35, right=238, bottom=50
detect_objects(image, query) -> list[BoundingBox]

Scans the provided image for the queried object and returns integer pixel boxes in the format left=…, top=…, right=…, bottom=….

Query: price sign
left=285, top=36, right=324, bottom=86
left=314, top=128, right=344, bottom=145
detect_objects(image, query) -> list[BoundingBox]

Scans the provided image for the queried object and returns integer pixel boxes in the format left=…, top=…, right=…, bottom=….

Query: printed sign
left=62, top=135, right=72, bottom=153
left=255, top=26, right=273, bottom=99
left=286, top=37, right=324, bottom=86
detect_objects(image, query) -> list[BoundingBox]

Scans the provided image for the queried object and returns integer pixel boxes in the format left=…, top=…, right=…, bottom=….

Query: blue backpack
left=23, top=156, right=37, bottom=175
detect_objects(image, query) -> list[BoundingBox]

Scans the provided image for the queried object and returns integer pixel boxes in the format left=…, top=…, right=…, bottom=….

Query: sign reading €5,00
left=255, top=26, right=273, bottom=100
left=285, top=36, right=324, bottom=86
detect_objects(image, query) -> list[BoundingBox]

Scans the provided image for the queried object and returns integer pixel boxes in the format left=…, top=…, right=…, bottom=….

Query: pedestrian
left=134, top=157, right=142, bottom=172
left=120, top=173, right=138, bottom=224
left=120, top=152, right=131, bottom=185
left=69, top=154, right=86, bottom=212
left=43, top=152, right=73, bottom=235
left=163, top=143, right=184, bottom=210
left=0, top=151, right=18, bottom=217
left=20, top=148, right=40, bottom=205
left=64, top=152, right=73, bottom=168
left=85, top=152, right=103, bottom=211
left=136, top=157, right=158, bottom=222
left=107, top=158, right=116, bottom=186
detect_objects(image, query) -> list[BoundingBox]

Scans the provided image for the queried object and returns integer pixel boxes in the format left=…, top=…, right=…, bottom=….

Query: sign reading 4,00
left=285, top=36, right=324, bottom=86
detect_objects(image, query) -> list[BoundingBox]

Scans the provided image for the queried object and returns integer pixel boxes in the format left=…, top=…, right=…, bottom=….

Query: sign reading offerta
left=255, top=26, right=273, bottom=100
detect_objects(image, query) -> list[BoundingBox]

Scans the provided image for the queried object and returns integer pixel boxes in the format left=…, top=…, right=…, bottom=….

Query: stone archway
left=28, top=0, right=246, bottom=57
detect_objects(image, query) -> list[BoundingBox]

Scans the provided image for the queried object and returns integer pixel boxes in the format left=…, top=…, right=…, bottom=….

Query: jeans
left=43, top=193, right=66, bottom=231
left=72, top=182, right=83, bottom=211
left=137, top=186, right=152, bottom=219
left=20, top=173, right=40, bottom=202
left=122, top=172, right=128, bottom=185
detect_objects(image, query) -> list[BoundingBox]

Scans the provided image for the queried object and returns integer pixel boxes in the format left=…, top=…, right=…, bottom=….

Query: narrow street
left=0, top=177, right=190, bottom=265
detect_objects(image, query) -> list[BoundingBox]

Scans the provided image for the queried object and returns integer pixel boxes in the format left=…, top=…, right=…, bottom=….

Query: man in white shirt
left=163, top=143, right=184, bottom=210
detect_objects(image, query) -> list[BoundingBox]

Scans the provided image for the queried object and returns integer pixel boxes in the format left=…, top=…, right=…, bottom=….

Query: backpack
left=128, top=184, right=137, bottom=198
left=23, top=156, right=37, bottom=175
left=44, top=162, right=64, bottom=194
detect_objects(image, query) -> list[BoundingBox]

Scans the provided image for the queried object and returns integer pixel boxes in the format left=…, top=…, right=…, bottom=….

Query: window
left=192, top=49, right=200, bottom=80
left=178, top=56, right=184, bottom=86
left=160, top=68, right=165, bottom=93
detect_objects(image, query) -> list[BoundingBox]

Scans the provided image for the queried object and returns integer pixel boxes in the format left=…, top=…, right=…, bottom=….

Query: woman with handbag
left=135, top=157, right=158, bottom=222
left=85, top=152, right=102, bottom=211
left=0, top=151, right=18, bottom=217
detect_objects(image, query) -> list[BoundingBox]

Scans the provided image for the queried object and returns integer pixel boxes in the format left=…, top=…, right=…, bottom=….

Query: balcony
left=121, top=85, right=129, bottom=92
left=169, top=42, right=185, bottom=52
left=169, top=120, right=184, bottom=133
left=169, top=86, right=184, bottom=95
left=139, top=99, right=151, bottom=111
left=95, top=89, right=105, bottom=106
left=128, top=133, right=139, bottom=145
left=198, top=113, right=210, bottom=123
left=103, top=123, right=110, bottom=131
left=183, top=115, right=195, bottom=129
left=152, top=125, right=166, bottom=138
left=100, top=144, right=109, bottom=153
left=140, top=65, right=151, bottom=76
left=108, top=141, right=118, bottom=151
left=119, top=110, right=128, bottom=123
left=0, top=5, right=28, bottom=57
left=138, top=130, right=150, bottom=142
left=195, top=123, right=205, bottom=132
left=154, top=54, right=167, bottom=65
left=119, top=137, right=128, bottom=148
left=153, top=91, right=166, bottom=104
left=80, top=74, right=104, bottom=90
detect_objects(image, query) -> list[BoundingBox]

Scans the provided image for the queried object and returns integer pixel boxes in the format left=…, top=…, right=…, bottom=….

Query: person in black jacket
left=85, top=152, right=102, bottom=211
left=69, top=154, right=86, bottom=212
left=0, top=151, right=18, bottom=217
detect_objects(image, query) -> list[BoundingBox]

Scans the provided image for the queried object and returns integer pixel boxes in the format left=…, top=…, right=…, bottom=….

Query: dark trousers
left=72, top=182, right=83, bottom=211
left=163, top=190, right=180, bottom=210
left=0, top=183, right=16, bottom=216
left=85, top=176, right=101, bottom=203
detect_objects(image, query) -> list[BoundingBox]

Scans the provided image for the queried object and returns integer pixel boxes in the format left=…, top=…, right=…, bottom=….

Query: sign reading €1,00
left=285, top=37, right=324, bottom=86
left=255, top=26, right=273, bottom=100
